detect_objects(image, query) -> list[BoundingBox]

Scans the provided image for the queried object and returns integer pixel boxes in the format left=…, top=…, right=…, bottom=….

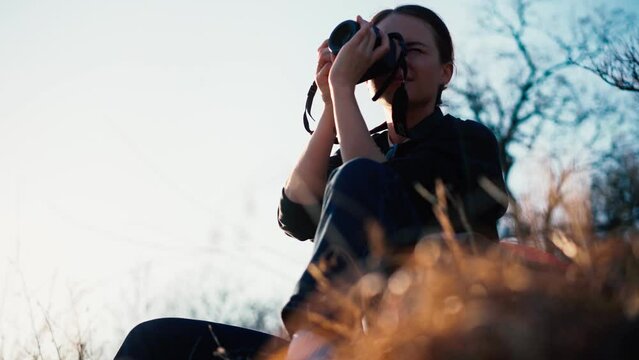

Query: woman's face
left=369, top=13, right=452, bottom=108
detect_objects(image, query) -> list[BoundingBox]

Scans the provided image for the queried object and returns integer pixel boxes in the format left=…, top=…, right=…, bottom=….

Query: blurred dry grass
left=320, top=236, right=639, bottom=360
left=263, top=177, right=639, bottom=360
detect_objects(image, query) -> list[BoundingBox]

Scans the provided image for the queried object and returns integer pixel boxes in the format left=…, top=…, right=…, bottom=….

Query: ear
left=440, top=62, right=453, bottom=86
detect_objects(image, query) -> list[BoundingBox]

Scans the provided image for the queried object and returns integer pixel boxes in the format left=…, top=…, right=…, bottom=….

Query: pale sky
left=1, top=0, right=637, bottom=357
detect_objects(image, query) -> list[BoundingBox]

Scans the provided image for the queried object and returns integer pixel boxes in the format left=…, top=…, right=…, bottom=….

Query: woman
left=114, top=5, right=505, bottom=360
left=280, top=5, right=506, bottom=359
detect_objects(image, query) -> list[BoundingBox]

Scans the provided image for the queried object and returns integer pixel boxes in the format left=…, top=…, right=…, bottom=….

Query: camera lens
left=326, top=19, right=395, bottom=83
left=328, top=20, right=360, bottom=54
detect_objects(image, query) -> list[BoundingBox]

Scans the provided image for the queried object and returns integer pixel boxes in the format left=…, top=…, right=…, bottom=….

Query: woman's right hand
left=315, top=39, right=334, bottom=104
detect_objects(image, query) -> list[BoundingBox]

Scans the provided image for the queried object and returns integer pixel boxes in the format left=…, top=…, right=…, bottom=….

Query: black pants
left=114, top=318, right=289, bottom=360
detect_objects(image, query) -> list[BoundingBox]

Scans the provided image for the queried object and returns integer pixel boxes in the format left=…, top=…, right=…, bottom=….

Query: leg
left=114, top=317, right=289, bottom=360
left=282, top=158, right=421, bottom=336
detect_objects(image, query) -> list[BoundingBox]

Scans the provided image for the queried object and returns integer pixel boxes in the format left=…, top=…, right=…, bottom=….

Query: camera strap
left=303, top=32, right=408, bottom=142
left=303, top=82, right=320, bottom=135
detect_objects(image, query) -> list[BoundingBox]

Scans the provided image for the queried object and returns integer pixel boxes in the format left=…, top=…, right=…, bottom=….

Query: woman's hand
left=315, top=39, right=334, bottom=104
left=328, top=16, right=390, bottom=91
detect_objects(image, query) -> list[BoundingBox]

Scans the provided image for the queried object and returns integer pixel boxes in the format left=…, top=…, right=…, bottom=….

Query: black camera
left=302, top=20, right=408, bottom=140
left=328, top=19, right=402, bottom=83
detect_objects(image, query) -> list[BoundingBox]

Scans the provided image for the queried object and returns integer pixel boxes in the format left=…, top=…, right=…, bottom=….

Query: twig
left=37, top=302, right=62, bottom=360
left=207, top=325, right=230, bottom=360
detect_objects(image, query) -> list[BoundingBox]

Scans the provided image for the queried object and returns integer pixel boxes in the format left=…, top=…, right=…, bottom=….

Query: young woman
left=114, top=5, right=506, bottom=360
left=279, top=4, right=506, bottom=359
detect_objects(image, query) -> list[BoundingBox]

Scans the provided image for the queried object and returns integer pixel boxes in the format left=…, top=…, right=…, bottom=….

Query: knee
left=124, top=317, right=178, bottom=342
left=329, top=158, right=386, bottom=188
left=339, top=157, right=382, bottom=174
left=116, top=319, right=166, bottom=359
left=121, top=320, right=150, bottom=348
left=128, top=318, right=164, bottom=334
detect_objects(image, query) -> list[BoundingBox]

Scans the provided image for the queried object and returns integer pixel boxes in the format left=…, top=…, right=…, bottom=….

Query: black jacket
left=278, top=108, right=507, bottom=242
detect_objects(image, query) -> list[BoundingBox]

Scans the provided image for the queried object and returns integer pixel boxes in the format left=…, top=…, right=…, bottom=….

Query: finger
left=317, top=61, right=332, bottom=77
left=362, top=24, right=378, bottom=52
left=356, top=15, right=369, bottom=27
left=317, top=39, right=329, bottom=52
left=351, top=19, right=374, bottom=51
left=316, top=45, right=332, bottom=69
left=348, top=16, right=371, bottom=45
left=357, top=15, right=377, bottom=50
left=339, top=17, right=374, bottom=56
left=315, top=63, right=333, bottom=91
left=317, top=47, right=332, bottom=62
left=371, top=28, right=391, bottom=62
left=316, top=52, right=332, bottom=73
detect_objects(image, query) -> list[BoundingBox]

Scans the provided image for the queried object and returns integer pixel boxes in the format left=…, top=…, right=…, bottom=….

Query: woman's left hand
left=328, top=16, right=390, bottom=90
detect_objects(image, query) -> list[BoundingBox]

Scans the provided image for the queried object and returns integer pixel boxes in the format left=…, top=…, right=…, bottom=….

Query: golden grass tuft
left=266, top=179, right=639, bottom=360
left=331, top=236, right=638, bottom=360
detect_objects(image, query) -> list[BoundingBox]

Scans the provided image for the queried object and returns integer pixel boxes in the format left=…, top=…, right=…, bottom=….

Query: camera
left=302, top=20, right=407, bottom=139
left=328, top=19, right=402, bottom=83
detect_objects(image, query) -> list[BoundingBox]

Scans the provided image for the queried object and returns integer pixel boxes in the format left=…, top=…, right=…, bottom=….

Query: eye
left=407, top=48, right=423, bottom=54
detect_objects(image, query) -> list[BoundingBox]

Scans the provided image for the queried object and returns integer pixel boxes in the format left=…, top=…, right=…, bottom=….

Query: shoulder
left=445, top=114, right=498, bottom=143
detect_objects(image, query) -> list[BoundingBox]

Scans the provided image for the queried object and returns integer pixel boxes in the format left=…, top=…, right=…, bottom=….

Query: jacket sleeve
left=457, top=121, right=508, bottom=224
left=277, top=189, right=321, bottom=241
left=277, top=153, right=344, bottom=241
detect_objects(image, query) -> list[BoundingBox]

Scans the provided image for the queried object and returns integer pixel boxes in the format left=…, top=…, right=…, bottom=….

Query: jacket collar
left=406, top=107, right=446, bottom=140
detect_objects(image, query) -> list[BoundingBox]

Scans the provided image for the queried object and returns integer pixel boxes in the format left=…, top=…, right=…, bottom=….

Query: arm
left=279, top=107, right=337, bottom=241
left=330, top=86, right=385, bottom=162
left=284, top=105, right=336, bottom=205
left=279, top=18, right=390, bottom=239
left=284, top=40, right=337, bottom=205
left=279, top=41, right=340, bottom=241
left=328, top=16, right=388, bottom=163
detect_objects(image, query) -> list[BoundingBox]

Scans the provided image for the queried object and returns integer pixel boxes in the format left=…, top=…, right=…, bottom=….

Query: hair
left=371, top=5, right=454, bottom=106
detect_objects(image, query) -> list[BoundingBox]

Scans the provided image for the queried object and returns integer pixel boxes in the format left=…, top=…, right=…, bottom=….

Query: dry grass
left=323, top=237, right=638, bottom=360
left=261, top=237, right=639, bottom=359
left=262, top=179, right=639, bottom=360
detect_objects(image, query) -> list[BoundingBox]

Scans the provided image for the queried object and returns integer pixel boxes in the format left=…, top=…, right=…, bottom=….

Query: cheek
left=411, top=66, right=440, bottom=88
left=407, top=54, right=439, bottom=75
left=407, top=64, right=444, bottom=95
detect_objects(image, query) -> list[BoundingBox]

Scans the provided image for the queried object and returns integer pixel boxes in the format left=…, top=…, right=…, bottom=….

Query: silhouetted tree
left=448, top=0, right=617, bottom=196
left=591, top=139, right=639, bottom=237
left=568, top=7, right=639, bottom=93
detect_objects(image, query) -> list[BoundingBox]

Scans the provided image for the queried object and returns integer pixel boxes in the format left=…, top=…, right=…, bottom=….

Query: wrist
left=319, top=106, right=336, bottom=133
left=329, top=82, right=356, bottom=100
left=320, top=105, right=334, bottom=119
left=329, top=76, right=356, bottom=93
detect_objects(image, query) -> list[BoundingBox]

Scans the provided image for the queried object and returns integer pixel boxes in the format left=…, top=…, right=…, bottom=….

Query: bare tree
left=501, top=156, right=586, bottom=254
left=448, top=0, right=616, bottom=196
left=591, top=139, right=639, bottom=238
left=559, top=7, right=639, bottom=238
left=568, top=7, right=639, bottom=93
